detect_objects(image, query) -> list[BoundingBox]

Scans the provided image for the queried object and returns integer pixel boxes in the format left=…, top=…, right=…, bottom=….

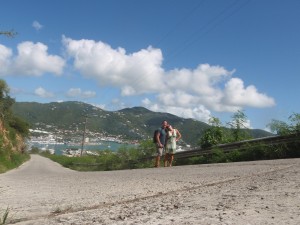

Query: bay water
left=29, top=141, right=137, bottom=155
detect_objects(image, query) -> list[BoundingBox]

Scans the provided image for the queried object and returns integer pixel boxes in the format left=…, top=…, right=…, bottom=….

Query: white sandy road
left=0, top=155, right=299, bottom=225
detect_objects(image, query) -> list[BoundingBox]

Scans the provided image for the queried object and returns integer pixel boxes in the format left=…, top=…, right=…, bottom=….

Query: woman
left=164, top=125, right=182, bottom=167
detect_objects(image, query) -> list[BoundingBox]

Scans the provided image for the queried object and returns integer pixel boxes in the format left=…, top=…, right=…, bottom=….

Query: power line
left=153, top=0, right=207, bottom=48
left=91, top=1, right=210, bottom=110
left=85, top=0, right=252, bottom=112
left=115, top=0, right=252, bottom=106
left=163, top=0, right=252, bottom=66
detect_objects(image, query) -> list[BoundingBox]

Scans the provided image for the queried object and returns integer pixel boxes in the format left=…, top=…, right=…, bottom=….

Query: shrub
left=29, top=146, right=40, bottom=154
left=227, top=150, right=242, bottom=162
left=264, top=144, right=287, bottom=159
left=210, top=148, right=227, bottom=163
left=0, top=147, right=30, bottom=173
left=8, top=116, right=30, bottom=137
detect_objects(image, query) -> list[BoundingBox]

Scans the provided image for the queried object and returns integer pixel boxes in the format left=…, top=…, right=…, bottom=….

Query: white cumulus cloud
left=32, top=21, right=44, bottom=31
left=0, top=44, right=12, bottom=76
left=34, top=87, right=54, bottom=98
left=62, top=37, right=276, bottom=122
left=0, top=36, right=277, bottom=124
left=222, top=78, right=275, bottom=108
left=12, top=42, right=65, bottom=76
left=142, top=98, right=212, bottom=122
left=66, top=88, right=96, bottom=99
left=0, top=42, right=65, bottom=76
left=62, top=36, right=164, bottom=95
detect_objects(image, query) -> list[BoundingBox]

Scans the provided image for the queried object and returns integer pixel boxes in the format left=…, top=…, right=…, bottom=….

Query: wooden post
left=81, top=117, right=87, bottom=156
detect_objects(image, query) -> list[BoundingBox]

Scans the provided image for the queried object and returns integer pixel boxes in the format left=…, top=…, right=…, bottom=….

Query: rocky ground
left=0, top=155, right=299, bottom=225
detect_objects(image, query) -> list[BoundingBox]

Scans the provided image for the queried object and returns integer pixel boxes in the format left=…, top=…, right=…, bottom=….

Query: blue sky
left=1, top=0, right=299, bottom=130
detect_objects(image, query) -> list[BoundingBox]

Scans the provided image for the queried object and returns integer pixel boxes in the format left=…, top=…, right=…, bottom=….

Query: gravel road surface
left=0, top=155, right=299, bottom=225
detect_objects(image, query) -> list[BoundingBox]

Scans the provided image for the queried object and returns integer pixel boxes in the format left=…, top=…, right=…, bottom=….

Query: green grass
left=0, top=148, right=30, bottom=173
left=0, top=207, right=9, bottom=225
left=43, top=153, right=100, bottom=171
left=41, top=139, right=300, bottom=171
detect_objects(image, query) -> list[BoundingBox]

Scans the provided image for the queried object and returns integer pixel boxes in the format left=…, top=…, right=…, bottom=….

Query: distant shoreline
left=28, top=140, right=137, bottom=155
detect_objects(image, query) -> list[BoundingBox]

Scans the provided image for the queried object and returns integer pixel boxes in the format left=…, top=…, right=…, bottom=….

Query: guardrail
left=68, top=133, right=299, bottom=167
left=174, top=133, right=300, bottom=159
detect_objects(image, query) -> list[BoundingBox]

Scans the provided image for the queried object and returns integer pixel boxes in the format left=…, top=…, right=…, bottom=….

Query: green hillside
left=12, top=101, right=272, bottom=147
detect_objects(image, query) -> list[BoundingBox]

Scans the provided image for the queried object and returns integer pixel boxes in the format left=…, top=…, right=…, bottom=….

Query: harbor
left=27, top=140, right=137, bottom=156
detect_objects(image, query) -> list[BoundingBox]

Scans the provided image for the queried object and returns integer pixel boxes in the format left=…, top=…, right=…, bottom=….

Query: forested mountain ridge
left=12, top=101, right=272, bottom=146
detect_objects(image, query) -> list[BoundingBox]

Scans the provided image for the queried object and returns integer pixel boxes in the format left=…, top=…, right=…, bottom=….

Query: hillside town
left=27, top=127, right=140, bottom=156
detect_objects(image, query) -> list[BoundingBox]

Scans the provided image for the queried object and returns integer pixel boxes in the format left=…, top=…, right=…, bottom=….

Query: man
left=154, top=120, right=168, bottom=167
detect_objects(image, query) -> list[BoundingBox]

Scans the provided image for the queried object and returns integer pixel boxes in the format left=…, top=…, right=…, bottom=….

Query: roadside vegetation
left=38, top=134, right=299, bottom=172
left=0, top=207, right=9, bottom=225
left=36, top=111, right=299, bottom=171
left=183, top=111, right=300, bottom=166
left=176, top=139, right=300, bottom=166
left=33, top=140, right=155, bottom=171
left=0, top=79, right=30, bottom=173
left=0, top=148, right=30, bottom=173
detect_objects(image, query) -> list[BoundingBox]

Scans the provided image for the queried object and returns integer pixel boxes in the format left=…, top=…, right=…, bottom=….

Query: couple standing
left=154, top=120, right=182, bottom=167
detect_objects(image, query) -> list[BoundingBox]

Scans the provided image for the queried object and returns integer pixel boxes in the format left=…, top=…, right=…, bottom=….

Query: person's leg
left=169, top=154, right=174, bottom=167
left=155, top=147, right=163, bottom=167
left=155, top=155, right=160, bottom=167
left=164, top=153, right=169, bottom=167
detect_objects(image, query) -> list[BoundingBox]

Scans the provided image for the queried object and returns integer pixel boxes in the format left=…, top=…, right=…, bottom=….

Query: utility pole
left=80, top=116, right=88, bottom=156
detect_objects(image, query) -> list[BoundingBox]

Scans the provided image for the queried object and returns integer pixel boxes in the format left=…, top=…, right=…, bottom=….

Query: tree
left=267, top=113, right=300, bottom=135
left=0, top=79, right=15, bottom=119
left=227, top=110, right=252, bottom=142
left=8, top=116, right=30, bottom=137
left=289, top=113, right=300, bottom=133
left=199, top=117, right=226, bottom=148
left=0, top=79, right=10, bottom=99
left=267, top=119, right=290, bottom=135
left=0, top=79, right=29, bottom=137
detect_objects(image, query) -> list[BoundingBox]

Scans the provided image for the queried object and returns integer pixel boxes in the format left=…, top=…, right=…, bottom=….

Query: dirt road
left=0, top=155, right=299, bottom=225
